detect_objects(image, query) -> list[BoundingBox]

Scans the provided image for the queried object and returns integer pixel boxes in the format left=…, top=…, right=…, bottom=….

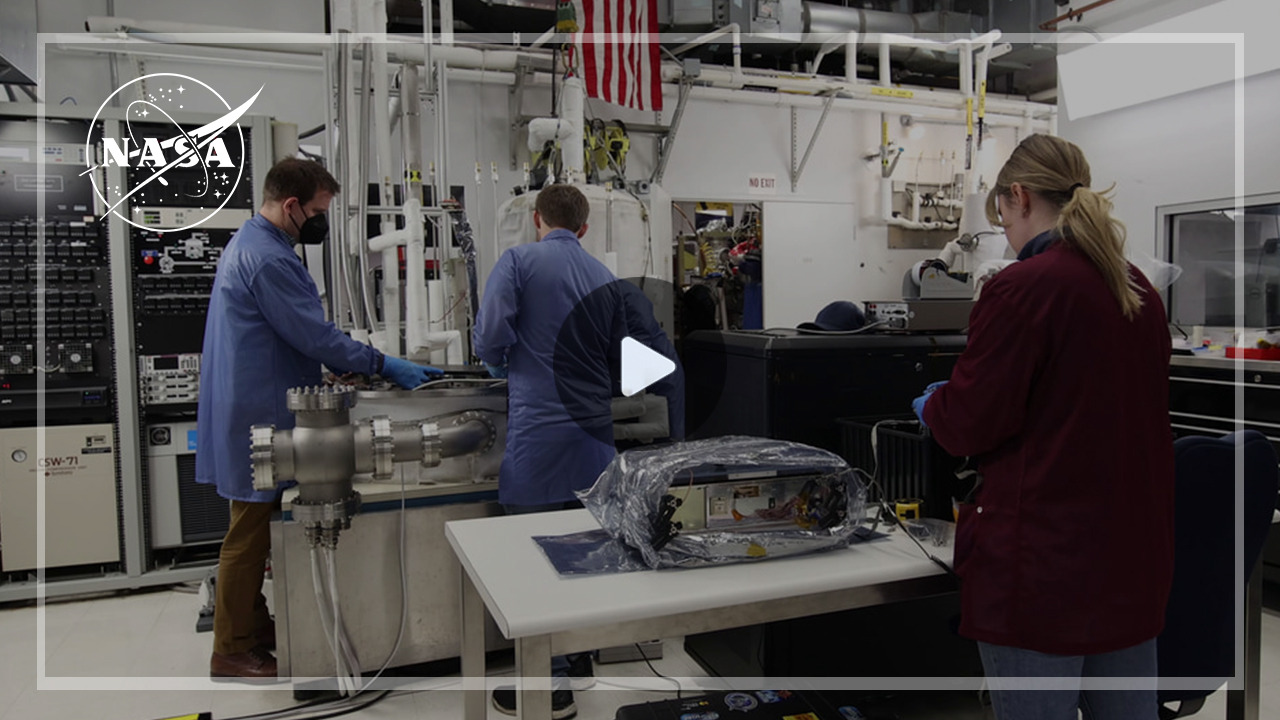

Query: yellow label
left=880, top=120, right=889, bottom=147
left=966, top=98, right=974, bottom=135
left=979, top=80, right=987, bottom=118
left=784, top=715, right=821, bottom=720
left=157, top=715, right=203, bottom=720
left=746, top=542, right=767, bottom=558
left=406, top=170, right=422, bottom=182
left=871, top=86, right=915, bottom=99
left=697, top=201, right=734, bottom=214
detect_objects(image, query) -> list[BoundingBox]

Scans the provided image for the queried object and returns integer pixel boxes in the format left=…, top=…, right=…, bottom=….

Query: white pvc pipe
left=887, top=216, right=958, bottom=232
left=403, top=198, right=428, bottom=359
left=879, top=40, right=891, bottom=87
left=531, top=26, right=557, bottom=48
left=369, top=227, right=412, bottom=253
left=561, top=77, right=585, bottom=180
left=527, top=117, right=575, bottom=152
left=426, top=279, right=446, bottom=363
left=424, top=330, right=463, bottom=364
left=845, top=32, right=859, bottom=85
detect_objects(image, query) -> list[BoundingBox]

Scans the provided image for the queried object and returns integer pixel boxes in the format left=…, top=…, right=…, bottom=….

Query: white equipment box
left=0, top=424, right=120, bottom=571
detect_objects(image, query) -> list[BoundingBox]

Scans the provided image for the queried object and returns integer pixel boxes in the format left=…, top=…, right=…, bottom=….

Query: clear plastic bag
left=555, top=436, right=868, bottom=571
left=1130, top=253, right=1183, bottom=290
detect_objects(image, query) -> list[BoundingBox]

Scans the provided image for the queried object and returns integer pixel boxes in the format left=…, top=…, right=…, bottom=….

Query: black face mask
left=290, top=206, right=329, bottom=246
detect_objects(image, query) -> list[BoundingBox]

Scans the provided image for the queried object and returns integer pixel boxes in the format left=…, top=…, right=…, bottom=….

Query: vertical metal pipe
left=401, top=62, right=428, bottom=356
left=333, top=33, right=352, bottom=331
left=322, top=47, right=337, bottom=322
left=441, top=0, right=455, bottom=46
left=434, top=59, right=455, bottom=329
left=844, top=31, right=859, bottom=86
left=356, top=39, right=377, bottom=333
left=423, top=0, right=435, bottom=95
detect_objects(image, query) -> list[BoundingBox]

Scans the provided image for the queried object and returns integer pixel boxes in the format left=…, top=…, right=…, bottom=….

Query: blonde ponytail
left=1057, top=186, right=1144, bottom=320
left=988, top=134, right=1144, bottom=320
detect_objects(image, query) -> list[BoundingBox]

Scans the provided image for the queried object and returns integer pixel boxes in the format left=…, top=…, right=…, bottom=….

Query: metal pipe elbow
left=439, top=412, right=497, bottom=459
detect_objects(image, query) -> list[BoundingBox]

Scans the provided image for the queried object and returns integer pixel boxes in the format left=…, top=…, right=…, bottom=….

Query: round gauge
left=8, top=354, right=21, bottom=366
left=11, top=449, right=27, bottom=463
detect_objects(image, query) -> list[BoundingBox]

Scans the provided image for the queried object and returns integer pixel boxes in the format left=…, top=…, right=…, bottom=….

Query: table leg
left=516, top=634, right=552, bottom=720
left=461, top=568, right=487, bottom=720
left=1227, top=556, right=1263, bottom=720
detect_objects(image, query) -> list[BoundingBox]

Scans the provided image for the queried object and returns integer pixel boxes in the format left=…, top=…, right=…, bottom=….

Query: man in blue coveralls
left=474, top=184, right=682, bottom=719
left=197, top=159, right=440, bottom=680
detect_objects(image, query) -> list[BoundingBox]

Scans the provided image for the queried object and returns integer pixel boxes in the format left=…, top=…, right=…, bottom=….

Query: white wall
left=1056, top=0, right=1280, bottom=263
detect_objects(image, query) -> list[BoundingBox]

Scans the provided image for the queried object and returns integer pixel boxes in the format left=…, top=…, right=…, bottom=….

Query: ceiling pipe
left=72, top=20, right=1049, bottom=124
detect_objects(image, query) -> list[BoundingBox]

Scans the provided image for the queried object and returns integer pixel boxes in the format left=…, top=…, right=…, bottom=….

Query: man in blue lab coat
left=475, top=184, right=682, bottom=717
left=197, top=159, right=439, bottom=680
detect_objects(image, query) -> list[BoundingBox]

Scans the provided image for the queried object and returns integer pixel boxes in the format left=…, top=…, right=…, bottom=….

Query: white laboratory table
left=445, top=509, right=958, bottom=720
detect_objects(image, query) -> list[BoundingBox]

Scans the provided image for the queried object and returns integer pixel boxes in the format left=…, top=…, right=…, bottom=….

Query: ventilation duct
left=0, top=0, right=38, bottom=86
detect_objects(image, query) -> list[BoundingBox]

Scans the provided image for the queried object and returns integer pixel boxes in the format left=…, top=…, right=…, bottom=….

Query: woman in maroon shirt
left=918, top=134, right=1174, bottom=720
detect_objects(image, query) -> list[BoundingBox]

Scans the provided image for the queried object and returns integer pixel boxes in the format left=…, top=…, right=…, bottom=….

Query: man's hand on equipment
left=485, top=362, right=508, bottom=379
left=382, top=355, right=444, bottom=389
left=912, top=380, right=949, bottom=428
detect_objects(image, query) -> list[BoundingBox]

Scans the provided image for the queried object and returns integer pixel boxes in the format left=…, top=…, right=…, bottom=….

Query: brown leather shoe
left=256, top=620, right=276, bottom=651
left=211, top=647, right=278, bottom=681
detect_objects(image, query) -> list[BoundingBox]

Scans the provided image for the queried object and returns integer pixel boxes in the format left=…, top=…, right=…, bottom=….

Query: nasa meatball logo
left=82, top=73, right=262, bottom=232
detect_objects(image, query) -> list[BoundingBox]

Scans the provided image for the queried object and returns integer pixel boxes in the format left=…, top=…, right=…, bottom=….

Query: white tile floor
left=0, top=585, right=1277, bottom=720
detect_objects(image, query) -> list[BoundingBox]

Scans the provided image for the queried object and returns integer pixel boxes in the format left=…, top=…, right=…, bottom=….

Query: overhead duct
left=0, top=0, right=38, bottom=86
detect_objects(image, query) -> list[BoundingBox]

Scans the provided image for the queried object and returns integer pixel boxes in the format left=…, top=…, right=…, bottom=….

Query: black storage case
left=682, top=329, right=967, bottom=454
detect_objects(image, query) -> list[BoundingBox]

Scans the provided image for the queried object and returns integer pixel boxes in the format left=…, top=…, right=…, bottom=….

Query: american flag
left=573, top=0, right=663, bottom=112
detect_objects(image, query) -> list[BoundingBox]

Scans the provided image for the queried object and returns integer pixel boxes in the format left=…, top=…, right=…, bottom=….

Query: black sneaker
left=491, top=686, right=577, bottom=719
left=567, top=653, right=596, bottom=691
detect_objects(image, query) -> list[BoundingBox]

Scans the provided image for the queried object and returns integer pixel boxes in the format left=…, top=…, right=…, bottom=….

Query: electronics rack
left=125, top=121, right=254, bottom=410
left=0, top=118, right=114, bottom=427
left=0, top=106, right=273, bottom=602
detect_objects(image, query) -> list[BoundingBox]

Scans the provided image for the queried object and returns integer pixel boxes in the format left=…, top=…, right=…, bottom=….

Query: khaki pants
left=213, top=499, right=276, bottom=656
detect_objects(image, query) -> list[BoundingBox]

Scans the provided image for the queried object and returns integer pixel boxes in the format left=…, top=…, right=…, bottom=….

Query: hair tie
left=1070, top=183, right=1085, bottom=194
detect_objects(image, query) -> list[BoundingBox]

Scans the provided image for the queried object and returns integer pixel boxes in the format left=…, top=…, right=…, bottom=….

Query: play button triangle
left=620, top=336, right=676, bottom=397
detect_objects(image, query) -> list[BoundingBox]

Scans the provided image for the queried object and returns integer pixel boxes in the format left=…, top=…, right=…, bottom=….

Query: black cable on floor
left=636, top=643, right=682, bottom=699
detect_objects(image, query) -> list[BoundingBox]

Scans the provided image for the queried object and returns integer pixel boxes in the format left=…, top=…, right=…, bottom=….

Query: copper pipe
left=1040, top=0, right=1120, bottom=31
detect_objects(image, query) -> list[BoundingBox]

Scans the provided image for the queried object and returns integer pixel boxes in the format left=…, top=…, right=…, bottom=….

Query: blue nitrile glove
left=912, top=380, right=949, bottom=428
left=382, top=355, right=444, bottom=389
left=485, top=362, right=508, bottom=379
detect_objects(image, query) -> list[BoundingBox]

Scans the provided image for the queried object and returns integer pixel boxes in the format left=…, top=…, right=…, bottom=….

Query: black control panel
left=123, top=122, right=253, bottom=409
left=0, top=117, right=112, bottom=424
left=0, top=219, right=112, bottom=420
left=132, top=227, right=229, bottom=355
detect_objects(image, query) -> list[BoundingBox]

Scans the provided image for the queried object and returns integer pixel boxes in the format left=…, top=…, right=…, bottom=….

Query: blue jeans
left=503, top=501, right=587, bottom=682
left=978, top=639, right=1158, bottom=720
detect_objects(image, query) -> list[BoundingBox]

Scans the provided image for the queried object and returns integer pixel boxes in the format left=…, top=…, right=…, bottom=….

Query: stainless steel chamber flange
left=251, top=385, right=499, bottom=547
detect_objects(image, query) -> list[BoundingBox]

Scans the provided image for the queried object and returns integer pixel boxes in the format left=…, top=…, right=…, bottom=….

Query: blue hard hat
left=798, top=301, right=867, bottom=332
